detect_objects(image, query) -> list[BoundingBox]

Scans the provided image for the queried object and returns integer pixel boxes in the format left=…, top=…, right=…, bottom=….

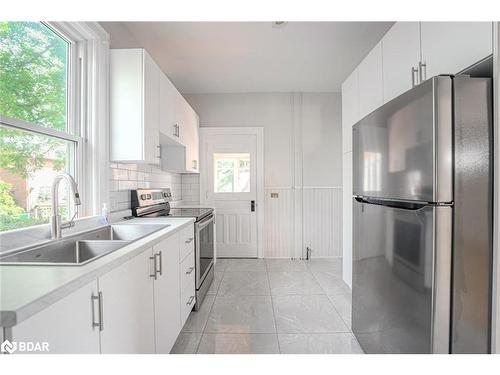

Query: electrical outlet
left=270, top=192, right=279, bottom=198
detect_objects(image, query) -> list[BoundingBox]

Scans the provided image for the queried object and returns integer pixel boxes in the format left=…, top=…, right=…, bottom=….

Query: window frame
left=0, top=21, right=110, bottom=230
left=0, top=22, right=84, bottom=223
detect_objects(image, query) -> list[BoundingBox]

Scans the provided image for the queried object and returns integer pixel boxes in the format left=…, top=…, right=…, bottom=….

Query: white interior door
left=201, top=128, right=263, bottom=258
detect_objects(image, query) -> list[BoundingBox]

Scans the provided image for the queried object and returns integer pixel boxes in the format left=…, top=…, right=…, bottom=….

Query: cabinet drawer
left=180, top=252, right=196, bottom=325
left=179, top=225, right=195, bottom=262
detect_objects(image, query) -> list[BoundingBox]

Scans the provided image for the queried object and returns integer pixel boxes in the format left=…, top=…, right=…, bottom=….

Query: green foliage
left=0, top=181, right=23, bottom=216
left=0, top=22, right=70, bottom=231
left=0, top=181, right=47, bottom=232
left=0, top=21, right=68, bottom=178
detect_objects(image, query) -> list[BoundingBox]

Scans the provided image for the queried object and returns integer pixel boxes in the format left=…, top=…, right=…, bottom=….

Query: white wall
left=185, top=92, right=342, bottom=259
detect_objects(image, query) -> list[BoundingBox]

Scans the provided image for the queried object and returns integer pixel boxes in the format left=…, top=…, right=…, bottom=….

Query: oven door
left=195, top=214, right=215, bottom=288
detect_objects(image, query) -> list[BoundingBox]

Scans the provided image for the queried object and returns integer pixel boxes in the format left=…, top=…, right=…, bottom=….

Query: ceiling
left=100, top=22, right=393, bottom=93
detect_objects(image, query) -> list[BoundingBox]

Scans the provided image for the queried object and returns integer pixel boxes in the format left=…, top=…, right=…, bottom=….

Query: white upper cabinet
left=110, top=49, right=161, bottom=164
left=420, top=22, right=493, bottom=79
left=358, top=42, right=384, bottom=120
left=159, top=72, right=178, bottom=141
left=382, top=22, right=421, bottom=103
left=341, top=69, right=359, bottom=153
left=160, top=93, right=199, bottom=173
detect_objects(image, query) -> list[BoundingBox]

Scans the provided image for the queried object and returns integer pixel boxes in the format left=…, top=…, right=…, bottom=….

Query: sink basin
left=81, top=224, right=168, bottom=241
left=0, top=240, right=130, bottom=266
left=0, top=223, right=169, bottom=266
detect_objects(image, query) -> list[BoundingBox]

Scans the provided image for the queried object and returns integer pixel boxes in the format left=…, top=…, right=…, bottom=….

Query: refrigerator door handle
left=354, top=196, right=429, bottom=211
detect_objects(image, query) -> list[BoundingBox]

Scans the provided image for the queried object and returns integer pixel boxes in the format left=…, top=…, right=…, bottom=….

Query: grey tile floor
left=171, top=258, right=363, bottom=354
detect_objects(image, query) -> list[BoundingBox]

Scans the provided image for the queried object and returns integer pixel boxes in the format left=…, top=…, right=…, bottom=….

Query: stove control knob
left=140, top=194, right=147, bottom=200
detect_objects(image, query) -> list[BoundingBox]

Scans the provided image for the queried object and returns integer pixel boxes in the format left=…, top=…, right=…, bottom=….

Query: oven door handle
left=196, top=214, right=214, bottom=231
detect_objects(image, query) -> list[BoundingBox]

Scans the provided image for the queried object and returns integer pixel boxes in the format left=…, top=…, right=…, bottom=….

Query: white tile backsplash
left=109, top=163, right=183, bottom=212
left=182, top=174, right=201, bottom=205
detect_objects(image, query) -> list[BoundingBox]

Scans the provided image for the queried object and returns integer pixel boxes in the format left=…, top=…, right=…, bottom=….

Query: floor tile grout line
left=325, top=294, right=352, bottom=333
left=309, top=265, right=352, bottom=332
left=195, top=269, right=223, bottom=354
left=265, top=263, right=282, bottom=354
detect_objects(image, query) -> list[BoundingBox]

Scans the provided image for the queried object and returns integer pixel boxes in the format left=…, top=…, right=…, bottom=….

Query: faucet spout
left=50, top=173, right=81, bottom=239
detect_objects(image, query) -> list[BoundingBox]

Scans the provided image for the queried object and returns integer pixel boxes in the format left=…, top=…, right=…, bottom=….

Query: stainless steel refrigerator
left=352, top=75, right=492, bottom=354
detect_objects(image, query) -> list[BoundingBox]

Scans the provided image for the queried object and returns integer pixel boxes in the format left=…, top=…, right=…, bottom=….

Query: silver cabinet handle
left=91, top=292, right=104, bottom=331
left=185, top=237, right=194, bottom=244
left=411, top=66, right=419, bottom=87
left=186, top=296, right=195, bottom=305
left=156, top=145, right=161, bottom=159
left=419, top=61, right=427, bottom=83
left=186, top=266, right=194, bottom=275
left=173, top=124, right=178, bottom=137
left=155, top=251, right=163, bottom=276
left=149, top=256, right=157, bottom=280
left=192, top=160, right=197, bottom=170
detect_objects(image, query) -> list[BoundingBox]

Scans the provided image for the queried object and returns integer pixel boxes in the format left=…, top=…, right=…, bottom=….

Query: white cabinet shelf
left=110, top=49, right=161, bottom=164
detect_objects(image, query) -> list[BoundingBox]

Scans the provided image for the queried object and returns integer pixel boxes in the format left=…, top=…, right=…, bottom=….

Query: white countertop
left=0, top=217, right=195, bottom=328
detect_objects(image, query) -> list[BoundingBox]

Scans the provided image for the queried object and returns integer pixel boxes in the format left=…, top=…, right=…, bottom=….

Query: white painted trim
left=200, top=127, right=265, bottom=258
left=492, top=21, right=499, bottom=354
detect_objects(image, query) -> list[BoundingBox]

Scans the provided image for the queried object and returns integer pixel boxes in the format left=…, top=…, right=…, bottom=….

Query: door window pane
left=214, top=153, right=250, bottom=193
left=0, top=125, right=76, bottom=232
left=0, top=21, right=69, bottom=131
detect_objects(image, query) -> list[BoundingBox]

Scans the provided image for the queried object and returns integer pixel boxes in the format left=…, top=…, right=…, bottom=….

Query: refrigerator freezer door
left=352, top=76, right=452, bottom=203
left=352, top=199, right=452, bottom=353
left=452, top=76, right=492, bottom=353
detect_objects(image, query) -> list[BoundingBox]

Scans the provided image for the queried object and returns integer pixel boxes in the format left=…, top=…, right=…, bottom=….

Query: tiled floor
left=171, top=258, right=363, bottom=354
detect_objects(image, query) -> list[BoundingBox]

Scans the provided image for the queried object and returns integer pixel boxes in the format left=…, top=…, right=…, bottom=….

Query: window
left=214, top=153, right=250, bottom=193
left=0, top=22, right=80, bottom=232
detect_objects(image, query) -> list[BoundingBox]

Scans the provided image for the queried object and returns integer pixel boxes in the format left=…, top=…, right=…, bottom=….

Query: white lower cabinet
left=180, top=250, right=196, bottom=326
left=10, top=281, right=101, bottom=354
left=153, top=233, right=181, bottom=354
left=7, top=225, right=196, bottom=354
left=99, top=249, right=156, bottom=354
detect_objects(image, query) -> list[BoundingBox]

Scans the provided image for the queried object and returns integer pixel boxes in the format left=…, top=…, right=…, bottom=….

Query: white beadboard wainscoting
left=265, top=187, right=295, bottom=258
left=265, top=187, right=342, bottom=258
left=109, top=163, right=182, bottom=212
left=303, top=187, right=342, bottom=258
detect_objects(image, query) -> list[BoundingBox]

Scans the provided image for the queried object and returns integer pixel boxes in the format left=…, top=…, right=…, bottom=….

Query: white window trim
left=48, top=22, right=110, bottom=217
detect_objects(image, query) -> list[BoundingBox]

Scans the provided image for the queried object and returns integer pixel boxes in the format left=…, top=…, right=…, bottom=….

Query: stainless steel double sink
left=0, top=224, right=168, bottom=266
